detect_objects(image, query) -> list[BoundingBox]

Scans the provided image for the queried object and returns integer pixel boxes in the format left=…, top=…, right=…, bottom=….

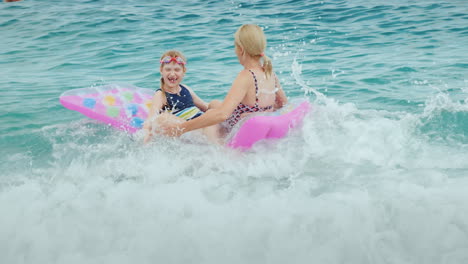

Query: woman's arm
left=275, top=88, right=288, bottom=109
left=184, top=85, right=209, bottom=112
left=162, top=70, right=251, bottom=136
left=274, top=74, right=288, bottom=109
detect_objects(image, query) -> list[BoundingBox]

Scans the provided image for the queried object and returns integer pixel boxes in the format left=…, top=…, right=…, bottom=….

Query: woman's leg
left=202, top=124, right=223, bottom=144
left=202, top=101, right=225, bottom=144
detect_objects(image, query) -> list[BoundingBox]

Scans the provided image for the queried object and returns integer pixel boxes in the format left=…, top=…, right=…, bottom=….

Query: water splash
left=291, top=58, right=327, bottom=102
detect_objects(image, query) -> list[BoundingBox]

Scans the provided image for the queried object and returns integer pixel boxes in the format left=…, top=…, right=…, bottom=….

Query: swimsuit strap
left=179, top=84, right=186, bottom=93
left=248, top=70, right=259, bottom=107
left=274, top=73, right=279, bottom=88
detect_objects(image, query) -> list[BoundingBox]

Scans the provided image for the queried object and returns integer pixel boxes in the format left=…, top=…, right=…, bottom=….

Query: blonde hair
left=234, top=24, right=273, bottom=78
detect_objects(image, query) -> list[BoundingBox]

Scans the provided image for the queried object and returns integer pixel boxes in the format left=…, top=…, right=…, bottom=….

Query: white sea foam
left=2, top=87, right=468, bottom=263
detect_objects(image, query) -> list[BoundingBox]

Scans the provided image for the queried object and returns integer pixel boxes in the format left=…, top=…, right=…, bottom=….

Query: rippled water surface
left=1, top=0, right=468, bottom=263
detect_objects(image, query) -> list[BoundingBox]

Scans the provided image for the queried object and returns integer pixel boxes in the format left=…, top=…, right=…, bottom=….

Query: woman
left=160, top=24, right=288, bottom=142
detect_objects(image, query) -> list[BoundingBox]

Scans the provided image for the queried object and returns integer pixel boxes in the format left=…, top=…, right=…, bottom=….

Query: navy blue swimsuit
left=157, top=84, right=203, bottom=120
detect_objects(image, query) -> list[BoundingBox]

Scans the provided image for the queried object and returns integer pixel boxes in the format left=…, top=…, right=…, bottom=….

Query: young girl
left=143, top=50, right=217, bottom=143
left=159, top=24, right=288, bottom=141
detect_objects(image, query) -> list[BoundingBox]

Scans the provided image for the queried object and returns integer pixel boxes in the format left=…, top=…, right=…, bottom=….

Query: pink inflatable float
left=225, top=99, right=311, bottom=149
left=59, top=84, right=154, bottom=133
left=60, top=84, right=311, bottom=149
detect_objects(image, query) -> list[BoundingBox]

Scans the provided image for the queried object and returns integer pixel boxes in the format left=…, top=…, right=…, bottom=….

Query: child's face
left=160, top=63, right=185, bottom=89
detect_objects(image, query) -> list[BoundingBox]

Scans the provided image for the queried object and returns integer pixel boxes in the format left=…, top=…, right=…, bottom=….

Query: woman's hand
left=159, top=122, right=185, bottom=137
left=157, top=112, right=185, bottom=137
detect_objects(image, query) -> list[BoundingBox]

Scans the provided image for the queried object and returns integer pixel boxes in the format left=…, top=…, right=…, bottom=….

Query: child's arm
left=143, top=90, right=165, bottom=143
left=184, top=85, right=209, bottom=112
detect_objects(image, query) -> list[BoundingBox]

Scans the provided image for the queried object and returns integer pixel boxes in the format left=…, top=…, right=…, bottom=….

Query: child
left=143, top=50, right=216, bottom=143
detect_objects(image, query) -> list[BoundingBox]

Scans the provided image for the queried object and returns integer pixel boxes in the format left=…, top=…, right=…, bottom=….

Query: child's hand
left=143, top=132, right=151, bottom=143
left=142, top=121, right=152, bottom=143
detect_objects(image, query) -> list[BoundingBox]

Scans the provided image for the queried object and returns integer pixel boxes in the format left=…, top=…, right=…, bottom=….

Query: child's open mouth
left=168, top=77, right=178, bottom=84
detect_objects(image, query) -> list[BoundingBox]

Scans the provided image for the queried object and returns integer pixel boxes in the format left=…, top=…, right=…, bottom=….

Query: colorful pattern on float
left=59, top=84, right=154, bottom=133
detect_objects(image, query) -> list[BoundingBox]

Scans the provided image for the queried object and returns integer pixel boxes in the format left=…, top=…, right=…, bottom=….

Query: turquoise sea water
left=1, top=0, right=468, bottom=263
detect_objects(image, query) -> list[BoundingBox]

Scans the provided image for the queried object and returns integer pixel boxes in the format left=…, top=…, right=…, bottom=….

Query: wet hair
left=234, top=24, right=273, bottom=78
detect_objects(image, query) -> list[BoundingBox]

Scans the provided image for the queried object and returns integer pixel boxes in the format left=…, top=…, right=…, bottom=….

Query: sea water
left=1, top=0, right=467, bottom=263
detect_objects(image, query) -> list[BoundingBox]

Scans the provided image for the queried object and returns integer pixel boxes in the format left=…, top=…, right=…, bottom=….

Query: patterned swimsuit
left=225, top=70, right=274, bottom=128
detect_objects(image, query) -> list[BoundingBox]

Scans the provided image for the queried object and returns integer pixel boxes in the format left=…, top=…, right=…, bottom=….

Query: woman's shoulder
left=236, top=69, right=256, bottom=81
left=239, top=68, right=272, bottom=79
left=238, top=69, right=253, bottom=76
left=232, top=70, right=255, bottom=87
